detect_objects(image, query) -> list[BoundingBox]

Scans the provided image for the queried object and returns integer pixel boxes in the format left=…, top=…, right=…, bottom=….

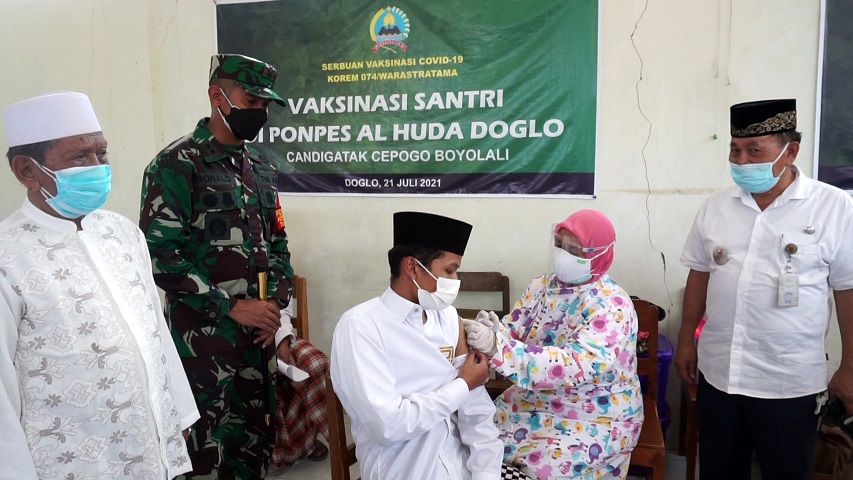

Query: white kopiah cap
left=2, top=91, right=102, bottom=147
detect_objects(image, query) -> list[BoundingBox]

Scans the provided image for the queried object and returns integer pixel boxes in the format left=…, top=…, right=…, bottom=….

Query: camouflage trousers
left=177, top=345, right=276, bottom=480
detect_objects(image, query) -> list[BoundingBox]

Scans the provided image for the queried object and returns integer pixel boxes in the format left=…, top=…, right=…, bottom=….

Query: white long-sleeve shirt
left=331, top=287, right=502, bottom=480
left=0, top=200, right=199, bottom=479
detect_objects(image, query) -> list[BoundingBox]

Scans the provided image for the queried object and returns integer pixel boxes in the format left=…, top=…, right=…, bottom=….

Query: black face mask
left=218, top=89, right=268, bottom=141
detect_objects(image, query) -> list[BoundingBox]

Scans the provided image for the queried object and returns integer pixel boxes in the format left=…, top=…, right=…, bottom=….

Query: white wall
left=0, top=0, right=835, bottom=445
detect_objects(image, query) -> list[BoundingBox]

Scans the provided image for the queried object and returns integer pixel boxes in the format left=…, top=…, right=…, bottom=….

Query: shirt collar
left=380, top=287, right=423, bottom=323
left=780, top=166, right=811, bottom=201
left=21, top=197, right=84, bottom=233
left=192, top=118, right=245, bottom=163
left=730, top=165, right=811, bottom=206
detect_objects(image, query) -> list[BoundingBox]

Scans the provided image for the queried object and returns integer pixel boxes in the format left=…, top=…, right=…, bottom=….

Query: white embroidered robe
left=0, top=200, right=199, bottom=479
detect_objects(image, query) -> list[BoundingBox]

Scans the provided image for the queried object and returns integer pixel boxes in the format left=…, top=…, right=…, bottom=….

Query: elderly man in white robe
left=0, top=91, right=199, bottom=479
left=331, top=211, right=516, bottom=480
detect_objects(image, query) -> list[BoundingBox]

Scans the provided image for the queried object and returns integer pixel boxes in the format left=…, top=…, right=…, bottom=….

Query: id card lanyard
left=778, top=234, right=799, bottom=307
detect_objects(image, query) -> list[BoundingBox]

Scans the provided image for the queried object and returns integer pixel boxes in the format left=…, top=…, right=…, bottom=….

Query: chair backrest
left=633, top=298, right=660, bottom=403
left=455, top=271, right=511, bottom=319
left=326, top=372, right=358, bottom=480
left=291, top=275, right=309, bottom=341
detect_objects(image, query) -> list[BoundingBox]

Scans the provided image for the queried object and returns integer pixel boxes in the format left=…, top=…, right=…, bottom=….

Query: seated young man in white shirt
left=330, top=211, right=504, bottom=480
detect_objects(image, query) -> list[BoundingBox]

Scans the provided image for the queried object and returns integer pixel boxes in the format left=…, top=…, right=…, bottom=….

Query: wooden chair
left=290, top=275, right=309, bottom=341
left=326, top=371, right=358, bottom=480
left=628, top=298, right=666, bottom=480
left=456, top=271, right=513, bottom=399
left=678, top=381, right=699, bottom=480
left=455, top=271, right=511, bottom=319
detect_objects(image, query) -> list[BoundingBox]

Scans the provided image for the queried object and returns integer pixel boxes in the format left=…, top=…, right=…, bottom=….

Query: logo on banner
left=370, top=6, right=409, bottom=53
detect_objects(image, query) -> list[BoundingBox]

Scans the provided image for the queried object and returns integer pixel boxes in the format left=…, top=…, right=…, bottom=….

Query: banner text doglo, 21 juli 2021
left=215, top=0, right=599, bottom=196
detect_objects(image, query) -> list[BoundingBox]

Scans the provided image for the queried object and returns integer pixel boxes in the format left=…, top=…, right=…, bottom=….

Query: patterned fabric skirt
left=495, top=386, right=644, bottom=480
left=271, top=338, right=330, bottom=469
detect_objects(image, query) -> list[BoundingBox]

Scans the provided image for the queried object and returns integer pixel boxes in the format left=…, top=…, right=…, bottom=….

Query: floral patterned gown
left=491, top=274, right=643, bottom=480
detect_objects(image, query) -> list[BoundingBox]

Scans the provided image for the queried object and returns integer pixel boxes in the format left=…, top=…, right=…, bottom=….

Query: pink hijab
left=554, top=209, right=616, bottom=276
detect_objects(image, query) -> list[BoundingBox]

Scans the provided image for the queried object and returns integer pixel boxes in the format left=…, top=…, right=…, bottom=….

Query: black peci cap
left=730, top=99, right=796, bottom=138
left=393, top=211, right=472, bottom=256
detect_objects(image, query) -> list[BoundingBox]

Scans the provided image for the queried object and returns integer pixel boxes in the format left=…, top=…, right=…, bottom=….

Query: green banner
left=216, top=0, right=598, bottom=195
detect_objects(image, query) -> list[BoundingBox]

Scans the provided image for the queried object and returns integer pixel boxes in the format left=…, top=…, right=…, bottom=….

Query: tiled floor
left=267, top=451, right=699, bottom=480
left=267, top=414, right=757, bottom=480
left=266, top=456, right=334, bottom=480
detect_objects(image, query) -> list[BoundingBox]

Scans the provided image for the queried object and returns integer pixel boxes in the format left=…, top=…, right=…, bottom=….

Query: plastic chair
left=628, top=298, right=666, bottom=480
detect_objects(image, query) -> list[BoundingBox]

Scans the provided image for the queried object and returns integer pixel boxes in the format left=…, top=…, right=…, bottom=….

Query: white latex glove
left=474, top=310, right=495, bottom=328
left=488, top=310, right=501, bottom=329
left=463, top=319, right=498, bottom=357
left=474, top=310, right=504, bottom=333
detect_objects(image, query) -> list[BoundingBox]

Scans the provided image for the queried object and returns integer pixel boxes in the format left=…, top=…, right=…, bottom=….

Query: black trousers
left=697, top=372, right=820, bottom=480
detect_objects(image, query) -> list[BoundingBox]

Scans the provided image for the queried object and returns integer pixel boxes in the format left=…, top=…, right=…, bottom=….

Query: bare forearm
left=678, top=269, right=709, bottom=344
left=834, top=289, right=853, bottom=369
left=829, top=289, right=853, bottom=411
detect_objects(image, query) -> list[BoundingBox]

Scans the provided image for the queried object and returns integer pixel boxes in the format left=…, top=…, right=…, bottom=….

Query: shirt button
left=208, top=311, right=217, bottom=319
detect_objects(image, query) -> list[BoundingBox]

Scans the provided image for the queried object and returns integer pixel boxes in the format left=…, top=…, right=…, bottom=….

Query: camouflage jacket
left=139, top=118, right=293, bottom=356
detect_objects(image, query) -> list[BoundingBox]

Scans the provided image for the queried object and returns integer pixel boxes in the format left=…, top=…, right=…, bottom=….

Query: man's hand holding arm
left=457, top=350, right=490, bottom=390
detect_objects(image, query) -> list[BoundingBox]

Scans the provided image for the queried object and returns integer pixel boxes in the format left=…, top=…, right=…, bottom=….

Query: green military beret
left=209, top=54, right=285, bottom=106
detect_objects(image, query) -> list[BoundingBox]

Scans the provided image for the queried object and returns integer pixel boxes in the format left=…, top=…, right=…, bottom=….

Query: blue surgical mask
left=32, top=159, right=112, bottom=218
left=730, top=143, right=789, bottom=193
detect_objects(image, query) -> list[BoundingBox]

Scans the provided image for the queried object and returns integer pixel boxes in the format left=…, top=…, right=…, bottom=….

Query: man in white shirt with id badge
left=675, top=99, right=853, bottom=480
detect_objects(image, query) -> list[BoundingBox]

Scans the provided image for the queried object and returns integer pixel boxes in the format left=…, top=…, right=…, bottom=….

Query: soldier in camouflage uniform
left=139, top=54, right=295, bottom=479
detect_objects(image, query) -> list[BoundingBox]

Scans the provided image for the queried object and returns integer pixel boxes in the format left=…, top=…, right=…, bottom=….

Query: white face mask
left=412, top=259, right=461, bottom=310
left=551, top=243, right=612, bottom=284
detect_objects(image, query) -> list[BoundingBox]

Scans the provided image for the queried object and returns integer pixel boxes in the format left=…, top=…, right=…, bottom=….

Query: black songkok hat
left=730, top=99, right=797, bottom=138
left=393, top=211, right=473, bottom=256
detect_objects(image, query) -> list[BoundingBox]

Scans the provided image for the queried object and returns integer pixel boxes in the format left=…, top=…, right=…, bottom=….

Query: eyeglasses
left=553, top=235, right=611, bottom=255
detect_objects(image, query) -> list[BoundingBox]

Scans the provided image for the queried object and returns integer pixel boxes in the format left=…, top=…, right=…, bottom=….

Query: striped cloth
left=271, top=338, right=330, bottom=469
